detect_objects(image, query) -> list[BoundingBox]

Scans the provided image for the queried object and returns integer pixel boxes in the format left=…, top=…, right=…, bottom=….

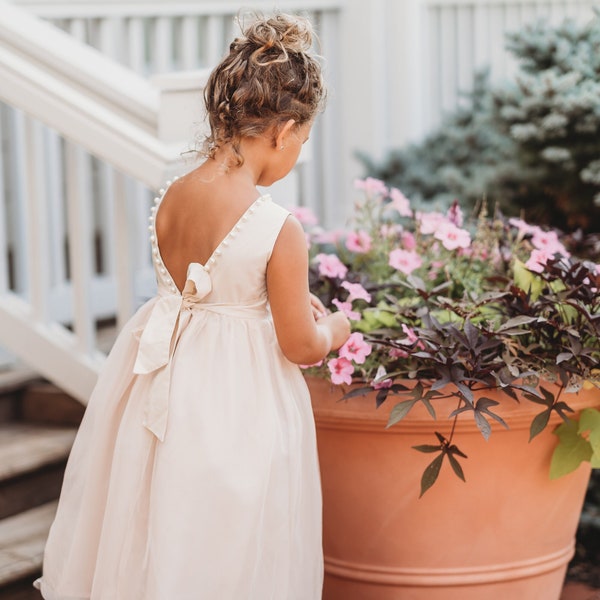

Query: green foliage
left=550, top=408, right=600, bottom=478
left=360, top=11, right=600, bottom=232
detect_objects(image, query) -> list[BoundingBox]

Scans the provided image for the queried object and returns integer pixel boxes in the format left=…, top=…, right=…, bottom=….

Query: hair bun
left=241, top=13, right=314, bottom=63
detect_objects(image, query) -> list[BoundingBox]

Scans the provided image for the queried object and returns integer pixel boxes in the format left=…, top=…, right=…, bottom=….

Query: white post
left=181, top=16, right=201, bottom=70
left=0, top=110, right=8, bottom=295
left=45, top=129, right=67, bottom=291
left=126, top=17, right=146, bottom=73
left=205, top=15, right=225, bottom=67
left=65, top=142, right=96, bottom=355
left=23, top=117, right=50, bottom=322
left=388, top=0, right=428, bottom=145
left=112, top=171, right=136, bottom=329
left=154, top=16, right=174, bottom=73
left=7, top=109, right=29, bottom=296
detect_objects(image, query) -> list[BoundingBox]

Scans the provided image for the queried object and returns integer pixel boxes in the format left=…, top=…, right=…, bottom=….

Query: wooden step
left=0, top=368, right=41, bottom=424
left=0, top=424, right=76, bottom=520
left=20, top=383, right=85, bottom=427
left=0, top=501, right=56, bottom=597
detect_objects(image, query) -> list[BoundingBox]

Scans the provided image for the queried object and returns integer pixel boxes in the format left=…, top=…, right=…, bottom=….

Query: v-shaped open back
left=149, top=179, right=272, bottom=295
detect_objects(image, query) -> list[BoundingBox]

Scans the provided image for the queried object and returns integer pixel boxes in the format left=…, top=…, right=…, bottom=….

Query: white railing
left=0, top=1, right=210, bottom=400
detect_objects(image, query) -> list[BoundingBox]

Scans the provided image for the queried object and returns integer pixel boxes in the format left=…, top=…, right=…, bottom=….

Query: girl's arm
left=267, top=217, right=351, bottom=365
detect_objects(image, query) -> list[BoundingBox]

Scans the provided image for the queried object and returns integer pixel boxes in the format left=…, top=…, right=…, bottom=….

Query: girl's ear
left=275, top=119, right=296, bottom=149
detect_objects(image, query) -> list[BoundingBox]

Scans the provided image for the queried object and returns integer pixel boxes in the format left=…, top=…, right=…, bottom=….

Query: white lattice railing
left=0, top=1, right=209, bottom=399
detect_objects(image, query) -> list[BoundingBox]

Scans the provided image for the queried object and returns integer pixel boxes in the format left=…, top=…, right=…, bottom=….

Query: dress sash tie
left=133, top=262, right=266, bottom=441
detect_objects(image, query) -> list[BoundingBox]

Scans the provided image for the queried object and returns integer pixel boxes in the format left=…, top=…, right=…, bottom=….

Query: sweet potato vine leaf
left=419, top=454, right=445, bottom=498
left=550, top=419, right=593, bottom=479
left=578, top=408, right=600, bottom=468
left=413, top=432, right=467, bottom=497
left=530, top=408, right=552, bottom=441
left=387, top=400, right=417, bottom=428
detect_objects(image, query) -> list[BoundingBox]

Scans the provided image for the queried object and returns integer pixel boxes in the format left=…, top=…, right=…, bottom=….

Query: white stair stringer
left=0, top=293, right=101, bottom=403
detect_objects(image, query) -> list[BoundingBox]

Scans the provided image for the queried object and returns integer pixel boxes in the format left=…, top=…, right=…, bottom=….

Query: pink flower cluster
left=327, top=332, right=372, bottom=385
left=509, top=218, right=571, bottom=272
left=345, top=230, right=372, bottom=254
left=331, top=281, right=372, bottom=320
left=415, top=210, right=471, bottom=251
left=315, top=253, right=348, bottom=279
left=389, top=248, right=422, bottom=275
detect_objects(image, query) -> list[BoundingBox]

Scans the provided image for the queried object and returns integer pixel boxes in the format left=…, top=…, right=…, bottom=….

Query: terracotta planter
left=307, top=376, right=600, bottom=600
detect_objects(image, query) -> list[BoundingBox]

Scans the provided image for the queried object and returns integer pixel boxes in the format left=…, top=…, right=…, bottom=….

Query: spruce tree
left=362, top=10, right=600, bottom=232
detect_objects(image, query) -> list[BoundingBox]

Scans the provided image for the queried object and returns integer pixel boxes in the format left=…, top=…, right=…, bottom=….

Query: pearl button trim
left=149, top=180, right=268, bottom=295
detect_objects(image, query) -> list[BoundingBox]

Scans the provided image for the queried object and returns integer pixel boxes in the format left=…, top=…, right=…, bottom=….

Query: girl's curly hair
left=202, top=13, right=326, bottom=166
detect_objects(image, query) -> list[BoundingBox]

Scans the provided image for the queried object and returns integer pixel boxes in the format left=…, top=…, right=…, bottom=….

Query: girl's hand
left=310, top=293, right=327, bottom=320
left=317, top=311, right=351, bottom=351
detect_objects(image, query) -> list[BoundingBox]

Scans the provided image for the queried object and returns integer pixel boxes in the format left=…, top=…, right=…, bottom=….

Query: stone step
left=0, top=501, right=56, bottom=596
left=0, top=424, right=76, bottom=520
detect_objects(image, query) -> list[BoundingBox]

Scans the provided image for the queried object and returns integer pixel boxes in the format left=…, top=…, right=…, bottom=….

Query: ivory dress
left=35, top=186, right=323, bottom=600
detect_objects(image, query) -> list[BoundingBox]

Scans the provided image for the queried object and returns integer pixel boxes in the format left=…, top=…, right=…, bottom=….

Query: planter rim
left=307, top=376, right=600, bottom=434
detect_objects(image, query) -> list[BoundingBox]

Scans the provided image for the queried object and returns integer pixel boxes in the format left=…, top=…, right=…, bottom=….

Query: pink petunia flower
left=389, top=248, right=423, bottom=275
left=291, top=206, right=318, bottom=227
left=401, top=324, right=419, bottom=344
left=332, top=299, right=361, bottom=320
left=345, top=230, right=372, bottom=254
left=531, top=230, right=570, bottom=258
left=341, top=281, right=372, bottom=303
left=434, top=222, right=471, bottom=251
left=339, top=332, right=372, bottom=364
left=354, top=177, right=388, bottom=197
left=371, top=365, right=393, bottom=389
left=328, top=357, right=354, bottom=385
left=389, top=188, right=413, bottom=217
left=394, top=325, right=425, bottom=351
left=315, top=253, right=348, bottom=279
left=416, top=211, right=447, bottom=235
left=526, top=248, right=555, bottom=273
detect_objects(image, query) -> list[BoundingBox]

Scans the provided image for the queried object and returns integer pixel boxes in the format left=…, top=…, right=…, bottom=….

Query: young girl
left=35, top=12, right=350, bottom=600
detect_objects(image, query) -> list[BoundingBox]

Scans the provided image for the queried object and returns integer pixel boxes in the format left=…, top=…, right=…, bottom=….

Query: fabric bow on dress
left=133, top=263, right=212, bottom=441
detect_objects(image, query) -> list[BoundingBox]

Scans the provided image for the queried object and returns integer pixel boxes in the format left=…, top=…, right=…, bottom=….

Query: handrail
left=0, top=0, right=157, bottom=129
left=0, top=0, right=206, bottom=190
